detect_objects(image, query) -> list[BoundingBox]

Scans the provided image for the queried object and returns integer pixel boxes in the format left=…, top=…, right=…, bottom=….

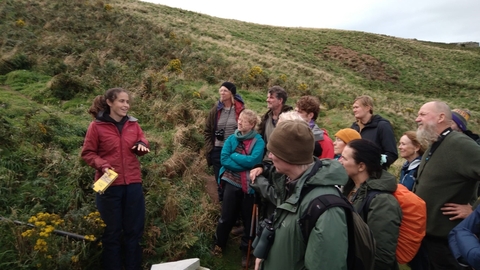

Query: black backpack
left=299, top=187, right=376, bottom=270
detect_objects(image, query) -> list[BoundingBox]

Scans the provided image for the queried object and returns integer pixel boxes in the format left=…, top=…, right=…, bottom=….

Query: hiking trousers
left=96, top=183, right=145, bottom=270
left=215, top=182, right=255, bottom=251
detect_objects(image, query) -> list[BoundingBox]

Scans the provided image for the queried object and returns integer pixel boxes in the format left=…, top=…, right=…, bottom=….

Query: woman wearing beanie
left=250, top=120, right=349, bottom=270
left=340, top=139, right=402, bottom=270
left=398, top=131, right=426, bottom=191
left=212, top=109, right=265, bottom=268
left=333, top=128, right=361, bottom=160
left=204, top=82, right=244, bottom=202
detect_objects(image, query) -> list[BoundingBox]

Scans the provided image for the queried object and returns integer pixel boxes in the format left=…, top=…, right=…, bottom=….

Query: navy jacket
left=351, top=114, right=398, bottom=168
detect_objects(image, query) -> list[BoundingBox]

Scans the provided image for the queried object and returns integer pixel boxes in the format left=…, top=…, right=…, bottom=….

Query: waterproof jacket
left=81, top=114, right=149, bottom=186
left=311, top=124, right=335, bottom=159
left=399, top=156, right=421, bottom=191
left=449, top=205, right=480, bottom=269
left=349, top=171, right=402, bottom=270
left=351, top=115, right=398, bottom=168
left=258, top=158, right=349, bottom=270
left=415, top=129, right=480, bottom=239
left=204, top=95, right=245, bottom=166
left=219, top=131, right=265, bottom=194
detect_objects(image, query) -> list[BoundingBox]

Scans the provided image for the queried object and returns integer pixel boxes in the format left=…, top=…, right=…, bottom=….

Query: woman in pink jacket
left=81, top=88, right=150, bottom=270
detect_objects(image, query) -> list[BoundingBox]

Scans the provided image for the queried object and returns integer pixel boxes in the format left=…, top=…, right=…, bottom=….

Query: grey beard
left=417, top=124, right=438, bottom=147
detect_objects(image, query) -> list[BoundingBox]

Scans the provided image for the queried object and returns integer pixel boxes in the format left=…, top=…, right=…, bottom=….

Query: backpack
left=360, top=184, right=426, bottom=264
left=299, top=189, right=376, bottom=270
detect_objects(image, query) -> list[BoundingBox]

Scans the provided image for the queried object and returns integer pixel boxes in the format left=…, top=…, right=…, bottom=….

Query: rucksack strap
left=298, top=159, right=324, bottom=199
left=358, top=190, right=386, bottom=221
left=299, top=190, right=357, bottom=269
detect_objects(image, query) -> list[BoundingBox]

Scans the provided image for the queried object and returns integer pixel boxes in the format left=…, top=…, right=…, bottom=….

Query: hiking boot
left=211, top=245, right=223, bottom=257
left=231, top=225, right=244, bottom=236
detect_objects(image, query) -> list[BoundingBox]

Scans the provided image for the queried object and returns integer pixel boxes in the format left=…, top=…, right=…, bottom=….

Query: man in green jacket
left=415, top=101, right=480, bottom=269
left=251, top=119, right=349, bottom=270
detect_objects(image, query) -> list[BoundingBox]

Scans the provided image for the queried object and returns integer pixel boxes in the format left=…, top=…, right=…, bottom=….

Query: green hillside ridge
left=1, top=0, right=480, bottom=269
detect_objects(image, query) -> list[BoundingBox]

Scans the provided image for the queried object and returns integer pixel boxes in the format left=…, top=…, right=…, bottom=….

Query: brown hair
left=296, top=95, right=320, bottom=120
left=88, top=88, right=130, bottom=118
left=403, top=130, right=426, bottom=156
left=354, top=95, right=374, bottom=114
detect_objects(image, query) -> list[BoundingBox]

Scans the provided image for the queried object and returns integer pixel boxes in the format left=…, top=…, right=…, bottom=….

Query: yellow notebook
left=93, top=169, right=118, bottom=194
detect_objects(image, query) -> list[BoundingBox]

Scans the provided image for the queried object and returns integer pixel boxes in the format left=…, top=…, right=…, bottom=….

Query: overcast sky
left=142, top=0, right=479, bottom=43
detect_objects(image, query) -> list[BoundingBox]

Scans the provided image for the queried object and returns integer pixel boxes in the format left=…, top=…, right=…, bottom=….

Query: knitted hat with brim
left=267, top=120, right=314, bottom=165
left=221, top=82, right=236, bottom=95
left=451, top=111, right=468, bottom=132
left=335, top=128, right=361, bottom=144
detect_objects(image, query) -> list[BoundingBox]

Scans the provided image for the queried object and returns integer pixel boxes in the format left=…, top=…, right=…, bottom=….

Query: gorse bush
left=8, top=210, right=105, bottom=270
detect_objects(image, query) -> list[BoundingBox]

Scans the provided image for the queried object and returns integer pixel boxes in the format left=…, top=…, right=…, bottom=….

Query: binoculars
left=252, top=218, right=275, bottom=259
left=215, top=129, right=225, bottom=141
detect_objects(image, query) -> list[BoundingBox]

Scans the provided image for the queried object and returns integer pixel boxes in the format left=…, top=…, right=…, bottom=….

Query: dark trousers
left=409, top=241, right=429, bottom=270
left=215, top=182, right=255, bottom=251
left=211, top=146, right=223, bottom=201
left=96, top=183, right=145, bottom=270
left=422, top=236, right=472, bottom=270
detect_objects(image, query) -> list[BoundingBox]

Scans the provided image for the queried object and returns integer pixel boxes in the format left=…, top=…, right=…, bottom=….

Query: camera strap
left=221, top=105, right=233, bottom=131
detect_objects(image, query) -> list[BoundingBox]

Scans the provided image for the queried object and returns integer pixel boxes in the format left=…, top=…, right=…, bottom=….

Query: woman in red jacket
left=81, top=88, right=150, bottom=270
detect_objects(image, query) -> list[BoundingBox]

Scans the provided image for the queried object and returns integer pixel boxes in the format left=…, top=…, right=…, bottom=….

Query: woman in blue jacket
left=449, top=206, right=480, bottom=269
left=212, top=109, right=265, bottom=267
left=398, top=131, right=426, bottom=191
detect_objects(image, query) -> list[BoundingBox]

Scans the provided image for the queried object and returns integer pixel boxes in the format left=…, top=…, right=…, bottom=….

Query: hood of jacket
left=284, top=158, right=348, bottom=206
left=365, top=170, right=397, bottom=192
left=311, top=123, right=325, bottom=141
left=215, top=94, right=245, bottom=110
left=353, top=114, right=389, bottom=129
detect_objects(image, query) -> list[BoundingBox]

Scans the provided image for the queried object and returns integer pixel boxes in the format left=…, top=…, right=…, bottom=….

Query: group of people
left=204, top=82, right=480, bottom=270
left=78, top=82, right=480, bottom=270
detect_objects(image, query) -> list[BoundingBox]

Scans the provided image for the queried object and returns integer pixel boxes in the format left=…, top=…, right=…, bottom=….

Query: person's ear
left=438, top=113, right=445, bottom=124
left=358, top=162, right=366, bottom=173
left=307, top=112, right=314, bottom=120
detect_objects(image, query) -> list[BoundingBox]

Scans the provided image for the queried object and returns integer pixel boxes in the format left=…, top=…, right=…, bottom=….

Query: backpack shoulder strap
left=299, top=192, right=353, bottom=240
left=298, top=159, right=323, bottom=197
left=299, top=189, right=358, bottom=269
left=358, top=189, right=387, bottom=221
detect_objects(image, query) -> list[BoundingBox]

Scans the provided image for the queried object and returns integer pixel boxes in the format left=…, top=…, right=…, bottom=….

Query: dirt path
left=203, top=174, right=219, bottom=204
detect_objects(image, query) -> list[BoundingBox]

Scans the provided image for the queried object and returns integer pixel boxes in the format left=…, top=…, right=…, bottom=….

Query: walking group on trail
left=203, top=82, right=480, bottom=270
left=80, top=82, right=480, bottom=270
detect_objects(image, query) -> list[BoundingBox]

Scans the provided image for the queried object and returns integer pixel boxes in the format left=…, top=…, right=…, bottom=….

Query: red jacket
left=81, top=116, right=149, bottom=186
left=318, top=129, right=335, bottom=159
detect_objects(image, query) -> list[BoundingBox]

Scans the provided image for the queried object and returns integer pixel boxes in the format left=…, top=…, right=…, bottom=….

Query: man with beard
left=414, top=101, right=480, bottom=269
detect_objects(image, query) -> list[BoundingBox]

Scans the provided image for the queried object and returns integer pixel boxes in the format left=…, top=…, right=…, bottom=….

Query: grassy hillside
left=1, top=0, right=480, bottom=269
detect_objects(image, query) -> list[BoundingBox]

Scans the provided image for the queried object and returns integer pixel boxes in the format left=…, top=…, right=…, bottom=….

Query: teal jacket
left=348, top=171, right=402, bottom=270
left=257, top=159, right=349, bottom=270
left=219, top=131, right=265, bottom=194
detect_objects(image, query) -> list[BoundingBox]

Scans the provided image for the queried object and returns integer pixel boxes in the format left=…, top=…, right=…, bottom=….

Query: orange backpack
left=362, top=184, right=426, bottom=264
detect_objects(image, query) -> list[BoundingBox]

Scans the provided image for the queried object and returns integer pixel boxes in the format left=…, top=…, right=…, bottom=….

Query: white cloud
left=142, top=0, right=480, bottom=43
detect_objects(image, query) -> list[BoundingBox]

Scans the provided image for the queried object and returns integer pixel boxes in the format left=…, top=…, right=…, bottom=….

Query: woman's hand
left=250, top=167, right=263, bottom=183
left=254, top=258, right=262, bottom=270
left=132, top=143, right=150, bottom=153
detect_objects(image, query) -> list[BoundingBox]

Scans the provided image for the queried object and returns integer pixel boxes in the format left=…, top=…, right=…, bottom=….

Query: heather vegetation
left=1, top=0, right=479, bottom=269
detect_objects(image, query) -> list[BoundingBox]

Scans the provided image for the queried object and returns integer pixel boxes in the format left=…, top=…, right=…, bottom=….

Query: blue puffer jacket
left=399, top=156, right=421, bottom=191
left=449, top=206, right=480, bottom=269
